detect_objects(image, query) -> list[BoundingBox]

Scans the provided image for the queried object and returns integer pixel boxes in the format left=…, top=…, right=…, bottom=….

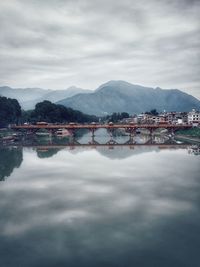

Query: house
left=188, top=109, right=200, bottom=126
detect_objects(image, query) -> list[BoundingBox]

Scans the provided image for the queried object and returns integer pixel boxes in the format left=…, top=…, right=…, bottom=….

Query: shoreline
left=175, top=134, right=200, bottom=143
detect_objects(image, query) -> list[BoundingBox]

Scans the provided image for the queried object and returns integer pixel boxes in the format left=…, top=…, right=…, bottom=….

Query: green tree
left=0, top=96, right=21, bottom=127
left=145, top=109, right=159, bottom=116
left=24, top=100, right=98, bottom=123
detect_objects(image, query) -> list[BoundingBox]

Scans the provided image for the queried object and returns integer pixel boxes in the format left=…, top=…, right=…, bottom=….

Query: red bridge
left=9, top=123, right=193, bottom=146
left=11, top=123, right=192, bottom=134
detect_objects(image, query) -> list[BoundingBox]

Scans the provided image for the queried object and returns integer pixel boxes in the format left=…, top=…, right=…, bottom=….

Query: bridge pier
left=125, top=129, right=135, bottom=145
left=145, top=137, right=153, bottom=145
left=69, top=136, right=80, bottom=145
left=106, top=139, right=118, bottom=145
left=168, top=128, right=175, bottom=140
left=106, top=128, right=118, bottom=145
left=89, top=128, right=97, bottom=138
left=144, top=128, right=154, bottom=144
left=88, top=128, right=99, bottom=145
left=149, top=128, right=154, bottom=136
left=24, top=129, right=38, bottom=137
left=48, top=129, right=57, bottom=136
left=170, top=128, right=175, bottom=136
left=68, top=129, right=76, bottom=138
left=89, top=135, right=99, bottom=145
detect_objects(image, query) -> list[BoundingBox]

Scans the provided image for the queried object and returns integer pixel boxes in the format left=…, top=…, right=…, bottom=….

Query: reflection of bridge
left=6, top=144, right=189, bottom=150
left=11, top=123, right=193, bottom=146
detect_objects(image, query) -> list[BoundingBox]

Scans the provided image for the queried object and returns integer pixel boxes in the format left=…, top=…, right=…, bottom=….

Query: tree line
left=0, top=97, right=98, bottom=127
left=0, top=96, right=21, bottom=127
left=104, top=112, right=129, bottom=122
left=24, top=100, right=98, bottom=124
left=0, top=96, right=132, bottom=127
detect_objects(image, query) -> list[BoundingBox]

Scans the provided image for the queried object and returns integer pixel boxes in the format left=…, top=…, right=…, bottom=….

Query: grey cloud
left=0, top=0, right=199, bottom=98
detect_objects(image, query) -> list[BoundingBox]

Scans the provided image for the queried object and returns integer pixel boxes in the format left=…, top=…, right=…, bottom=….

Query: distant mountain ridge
left=57, top=80, right=200, bottom=115
left=1, top=81, right=199, bottom=114
left=0, top=86, right=91, bottom=110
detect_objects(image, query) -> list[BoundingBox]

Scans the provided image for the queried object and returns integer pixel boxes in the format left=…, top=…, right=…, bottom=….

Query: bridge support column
left=89, top=128, right=97, bottom=139
left=48, top=129, right=55, bottom=137
left=68, top=129, right=79, bottom=145
left=68, top=129, right=76, bottom=137
left=148, top=128, right=154, bottom=144
left=171, top=128, right=175, bottom=136
left=106, top=128, right=118, bottom=145
left=89, top=128, right=99, bottom=145
left=25, top=129, right=37, bottom=139
left=125, top=128, right=135, bottom=145
left=168, top=128, right=175, bottom=141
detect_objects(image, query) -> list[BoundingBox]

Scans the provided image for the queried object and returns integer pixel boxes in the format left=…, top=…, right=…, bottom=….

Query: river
left=0, top=134, right=200, bottom=267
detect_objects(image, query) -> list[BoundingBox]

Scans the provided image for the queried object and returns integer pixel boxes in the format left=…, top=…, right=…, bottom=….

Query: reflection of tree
left=0, top=147, right=23, bottom=181
left=36, top=148, right=61, bottom=158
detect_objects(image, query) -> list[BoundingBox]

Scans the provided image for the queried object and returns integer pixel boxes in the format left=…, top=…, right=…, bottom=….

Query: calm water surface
left=0, top=145, right=200, bottom=267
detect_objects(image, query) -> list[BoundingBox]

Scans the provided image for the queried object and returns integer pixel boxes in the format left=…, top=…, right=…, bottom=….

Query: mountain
left=57, top=81, right=200, bottom=115
left=1, top=81, right=199, bottom=114
left=0, top=86, right=90, bottom=110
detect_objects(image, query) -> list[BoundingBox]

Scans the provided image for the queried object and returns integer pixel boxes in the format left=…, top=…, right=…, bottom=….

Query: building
left=163, top=112, right=188, bottom=124
left=188, top=109, right=200, bottom=126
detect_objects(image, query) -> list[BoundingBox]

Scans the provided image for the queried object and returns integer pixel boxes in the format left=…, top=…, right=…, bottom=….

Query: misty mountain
left=0, top=86, right=90, bottom=110
left=57, top=81, right=200, bottom=115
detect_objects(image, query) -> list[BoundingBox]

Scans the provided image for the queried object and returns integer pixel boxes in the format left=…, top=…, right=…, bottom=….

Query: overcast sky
left=0, top=0, right=199, bottom=98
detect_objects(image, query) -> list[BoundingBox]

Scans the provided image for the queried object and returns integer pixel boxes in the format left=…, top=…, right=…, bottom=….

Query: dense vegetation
left=105, top=112, right=129, bottom=123
left=145, top=109, right=159, bottom=116
left=26, top=100, right=98, bottom=123
left=176, top=128, right=200, bottom=138
left=0, top=96, right=21, bottom=127
left=0, top=97, right=133, bottom=127
left=0, top=97, right=98, bottom=126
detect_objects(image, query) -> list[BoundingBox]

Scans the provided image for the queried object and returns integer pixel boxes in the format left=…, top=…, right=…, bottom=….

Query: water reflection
left=3, top=128, right=183, bottom=147
left=0, top=145, right=200, bottom=267
left=0, top=144, right=199, bottom=181
left=36, top=148, right=61, bottom=158
left=0, top=147, right=22, bottom=181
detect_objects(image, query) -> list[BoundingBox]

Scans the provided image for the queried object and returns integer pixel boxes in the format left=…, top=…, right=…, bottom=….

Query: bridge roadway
left=11, top=123, right=192, bottom=132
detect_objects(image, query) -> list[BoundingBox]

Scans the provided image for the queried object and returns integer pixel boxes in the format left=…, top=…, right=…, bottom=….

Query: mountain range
left=0, top=86, right=90, bottom=110
left=0, top=81, right=199, bottom=115
left=57, top=81, right=200, bottom=115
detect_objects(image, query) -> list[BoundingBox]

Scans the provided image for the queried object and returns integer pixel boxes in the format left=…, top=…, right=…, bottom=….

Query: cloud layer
left=0, top=0, right=199, bottom=98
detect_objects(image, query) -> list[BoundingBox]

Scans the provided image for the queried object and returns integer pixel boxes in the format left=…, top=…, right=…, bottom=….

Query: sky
left=0, top=0, right=200, bottom=98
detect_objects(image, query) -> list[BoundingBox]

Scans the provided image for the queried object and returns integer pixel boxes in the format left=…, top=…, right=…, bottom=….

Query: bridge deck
left=11, top=123, right=192, bottom=130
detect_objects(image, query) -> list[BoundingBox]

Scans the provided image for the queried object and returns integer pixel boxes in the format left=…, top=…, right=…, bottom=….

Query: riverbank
left=175, top=135, right=200, bottom=143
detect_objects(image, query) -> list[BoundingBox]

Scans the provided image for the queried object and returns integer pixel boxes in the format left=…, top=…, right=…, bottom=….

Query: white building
left=188, top=109, right=200, bottom=126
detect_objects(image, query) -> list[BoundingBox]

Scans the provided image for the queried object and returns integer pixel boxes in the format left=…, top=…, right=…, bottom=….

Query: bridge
left=11, top=123, right=192, bottom=137
left=10, top=123, right=193, bottom=145
left=11, top=123, right=192, bottom=133
left=3, top=143, right=190, bottom=150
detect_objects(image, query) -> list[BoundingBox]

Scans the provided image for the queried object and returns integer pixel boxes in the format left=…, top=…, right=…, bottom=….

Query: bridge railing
left=11, top=123, right=193, bottom=130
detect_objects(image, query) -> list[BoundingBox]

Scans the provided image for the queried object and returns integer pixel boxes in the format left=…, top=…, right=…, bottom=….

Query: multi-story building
left=163, top=112, right=188, bottom=124
left=188, top=109, right=200, bottom=126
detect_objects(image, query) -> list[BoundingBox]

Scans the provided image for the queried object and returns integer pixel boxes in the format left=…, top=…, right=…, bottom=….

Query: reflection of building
left=188, top=145, right=200, bottom=155
left=188, top=109, right=200, bottom=126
